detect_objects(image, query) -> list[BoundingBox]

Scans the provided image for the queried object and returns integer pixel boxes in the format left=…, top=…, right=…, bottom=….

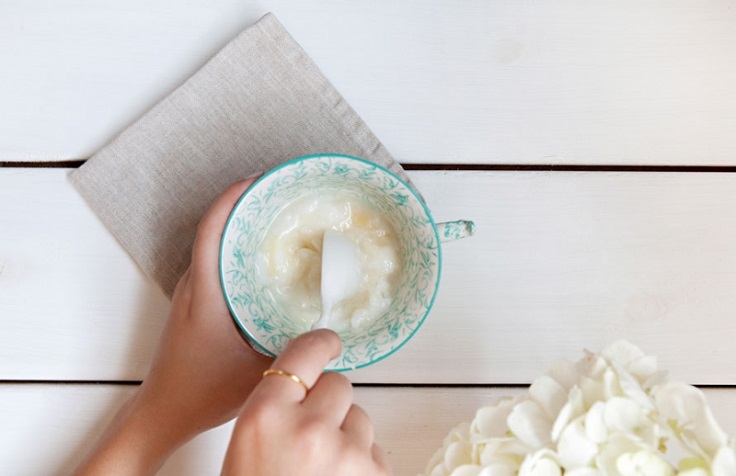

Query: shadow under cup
left=219, top=154, right=442, bottom=371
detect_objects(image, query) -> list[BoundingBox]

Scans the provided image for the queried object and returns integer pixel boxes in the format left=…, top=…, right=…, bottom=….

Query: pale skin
left=74, top=179, right=391, bottom=475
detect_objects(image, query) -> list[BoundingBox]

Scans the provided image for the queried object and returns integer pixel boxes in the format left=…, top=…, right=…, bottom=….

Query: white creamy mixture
left=257, top=192, right=401, bottom=330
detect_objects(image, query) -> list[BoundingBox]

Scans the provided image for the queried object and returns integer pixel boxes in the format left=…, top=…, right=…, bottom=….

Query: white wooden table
left=2, top=2, right=735, bottom=474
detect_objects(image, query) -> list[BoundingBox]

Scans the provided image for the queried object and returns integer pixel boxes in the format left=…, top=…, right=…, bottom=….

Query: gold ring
left=262, top=368, right=309, bottom=393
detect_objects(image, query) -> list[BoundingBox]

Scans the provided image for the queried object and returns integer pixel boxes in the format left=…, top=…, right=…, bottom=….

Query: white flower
left=507, top=400, right=552, bottom=449
left=616, top=450, right=675, bottom=476
left=653, top=381, right=730, bottom=459
left=528, top=376, right=567, bottom=420
left=550, top=385, right=584, bottom=441
left=712, top=447, right=736, bottom=476
left=422, top=340, right=736, bottom=476
left=557, top=415, right=598, bottom=469
left=472, top=397, right=520, bottom=438
left=448, top=465, right=483, bottom=476
left=518, top=449, right=562, bottom=476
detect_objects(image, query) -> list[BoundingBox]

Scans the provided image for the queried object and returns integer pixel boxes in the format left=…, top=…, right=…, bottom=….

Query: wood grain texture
left=2, top=0, right=736, bottom=165
left=2, top=169, right=735, bottom=384
left=0, top=384, right=733, bottom=476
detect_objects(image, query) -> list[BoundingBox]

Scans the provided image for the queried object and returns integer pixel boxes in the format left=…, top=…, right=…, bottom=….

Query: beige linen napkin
left=70, top=13, right=415, bottom=298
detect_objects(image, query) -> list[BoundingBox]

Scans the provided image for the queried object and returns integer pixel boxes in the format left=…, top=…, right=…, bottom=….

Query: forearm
left=72, top=391, right=188, bottom=476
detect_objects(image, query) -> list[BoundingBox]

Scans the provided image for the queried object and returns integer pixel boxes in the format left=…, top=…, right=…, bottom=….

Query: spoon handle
left=311, top=310, right=332, bottom=330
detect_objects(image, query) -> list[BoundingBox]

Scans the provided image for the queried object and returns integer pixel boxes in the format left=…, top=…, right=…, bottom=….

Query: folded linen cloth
left=70, top=13, right=415, bottom=298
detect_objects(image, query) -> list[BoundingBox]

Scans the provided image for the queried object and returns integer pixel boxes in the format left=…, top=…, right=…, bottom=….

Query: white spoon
left=311, top=229, right=363, bottom=331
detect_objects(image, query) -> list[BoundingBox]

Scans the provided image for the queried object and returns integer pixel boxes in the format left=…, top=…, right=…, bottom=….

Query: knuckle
left=320, top=371, right=352, bottom=390
left=312, top=372, right=354, bottom=402
left=295, top=416, right=331, bottom=457
left=298, top=415, right=330, bottom=439
left=240, top=399, right=279, bottom=430
left=334, top=445, right=379, bottom=475
left=349, top=403, right=368, bottom=419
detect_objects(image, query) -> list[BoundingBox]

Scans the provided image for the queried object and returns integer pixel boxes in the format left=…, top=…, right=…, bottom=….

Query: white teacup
left=219, top=154, right=473, bottom=370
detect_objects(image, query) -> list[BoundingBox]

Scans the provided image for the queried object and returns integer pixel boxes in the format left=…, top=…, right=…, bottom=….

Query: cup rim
left=218, top=153, right=443, bottom=370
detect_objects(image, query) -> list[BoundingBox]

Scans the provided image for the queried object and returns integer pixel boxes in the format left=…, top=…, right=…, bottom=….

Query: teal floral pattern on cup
left=438, top=220, right=476, bottom=242
left=219, top=154, right=443, bottom=371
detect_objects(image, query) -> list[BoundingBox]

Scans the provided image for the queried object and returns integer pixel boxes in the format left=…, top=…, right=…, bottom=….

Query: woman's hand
left=75, top=178, right=272, bottom=475
left=222, top=329, right=392, bottom=476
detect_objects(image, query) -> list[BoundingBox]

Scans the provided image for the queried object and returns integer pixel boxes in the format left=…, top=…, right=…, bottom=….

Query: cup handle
left=437, top=220, right=475, bottom=243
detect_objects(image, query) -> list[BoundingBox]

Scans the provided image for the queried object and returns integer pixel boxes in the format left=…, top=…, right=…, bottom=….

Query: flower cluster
left=424, top=341, right=735, bottom=476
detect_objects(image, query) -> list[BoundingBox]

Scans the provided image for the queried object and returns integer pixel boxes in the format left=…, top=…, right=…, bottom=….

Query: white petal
left=601, top=340, right=659, bottom=384
left=678, top=469, right=709, bottom=476
left=427, top=425, right=470, bottom=476
left=529, top=375, right=568, bottom=420
left=507, top=400, right=553, bottom=449
left=429, top=464, right=449, bottom=476
left=579, top=375, right=606, bottom=408
left=472, top=397, right=519, bottom=437
left=479, top=464, right=518, bottom=476
left=477, top=448, right=522, bottom=470
left=712, top=446, right=736, bottom=476
left=445, top=441, right=474, bottom=469
left=616, top=450, right=675, bottom=476
left=546, top=360, right=579, bottom=391
left=611, top=361, right=655, bottom=410
left=518, top=449, right=562, bottom=476
left=595, top=433, right=649, bottom=474
left=603, top=366, right=623, bottom=399
left=566, top=469, right=603, bottom=476
left=584, top=401, right=608, bottom=443
left=585, top=354, right=611, bottom=380
left=677, top=456, right=710, bottom=474
left=626, top=354, right=659, bottom=383
left=477, top=438, right=530, bottom=461
left=520, top=458, right=562, bottom=476
left=443, top=422, right=472, bottom=444
left=425, top=448, right=448, bottom=475
left=653, top=381, right=729, bottom=457
left=551, top=386, right=584, bottom=441
left=449, top=465, right=483, bottom=476
left=556, top=416, right=598, bottom=469
left=603, top=396, right=648, bottom=433
left=601, top=340, right=646, bottom=368
left=643, top=370, right=670, bottom=390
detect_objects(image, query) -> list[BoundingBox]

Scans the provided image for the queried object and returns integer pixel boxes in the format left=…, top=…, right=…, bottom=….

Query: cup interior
left=220, top=154, right=442, bottom=370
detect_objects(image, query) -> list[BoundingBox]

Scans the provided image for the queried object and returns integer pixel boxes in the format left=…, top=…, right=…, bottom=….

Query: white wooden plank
left=2, top=169, right=736, bottom=384
left=2, top=1, right=736, bottom=165
left=1, top=385, right=733, bottom=476
left=0, top=0, right=265, bottom=162
left=0, top=169, right=170, bottom=380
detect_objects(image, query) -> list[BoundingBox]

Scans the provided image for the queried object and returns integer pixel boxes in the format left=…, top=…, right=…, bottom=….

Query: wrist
left=73, top=390, right=187, bottom=476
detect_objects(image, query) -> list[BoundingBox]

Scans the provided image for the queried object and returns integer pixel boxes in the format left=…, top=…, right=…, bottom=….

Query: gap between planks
left=1, top=380, right=735, bottom=391
left=2, top=161, right=736, bottom=173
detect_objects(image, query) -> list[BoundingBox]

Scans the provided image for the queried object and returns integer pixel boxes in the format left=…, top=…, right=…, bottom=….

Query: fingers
left=170, top=266, right=192, bottom=300
left=341, top=404, right=374, bottom=449
left=231, top=329, right=391, bottom=475
left=372, top=444, right=393, bottom=475
left=191, top=177, right=259, bottom=278
left=303, top=372, right=353, bottom=426
left=256, top=329, right=342, bottom=402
